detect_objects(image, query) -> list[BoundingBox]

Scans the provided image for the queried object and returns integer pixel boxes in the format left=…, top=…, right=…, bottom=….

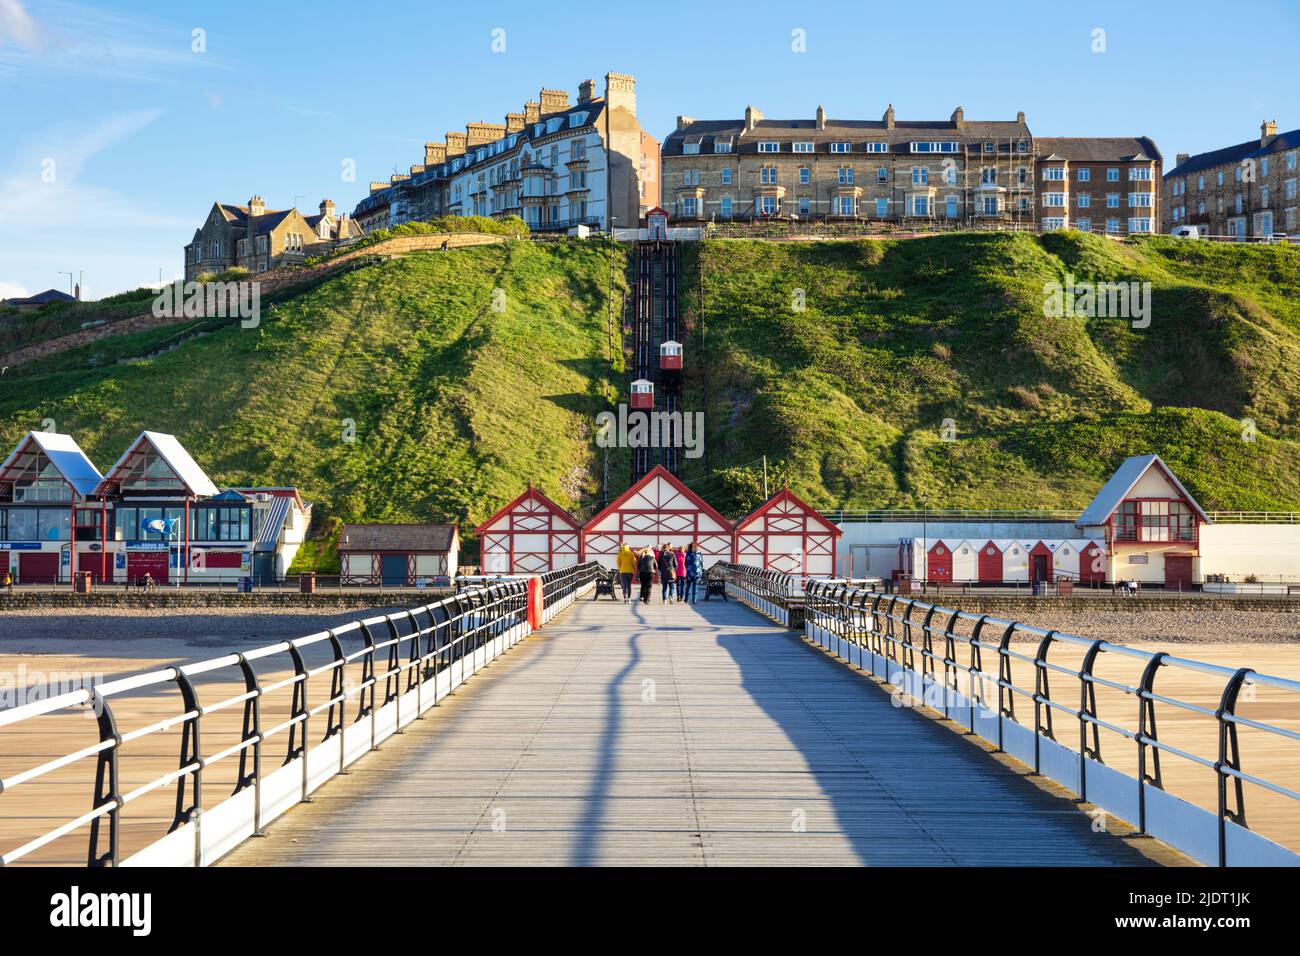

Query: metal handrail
left=0, top=562, right=602, bottom=867
left=798, top=578, right=1300, bottom=866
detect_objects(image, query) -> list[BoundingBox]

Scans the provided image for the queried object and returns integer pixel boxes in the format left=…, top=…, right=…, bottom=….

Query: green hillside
left=0, top=242, right=627, bottom=564
left=677, top=233, right=1300, bottom=515
left=3, top=231, right=1300, bottom=569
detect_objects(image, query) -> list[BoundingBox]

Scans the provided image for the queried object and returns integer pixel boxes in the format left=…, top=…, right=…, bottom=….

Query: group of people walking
left=615, top=542, right=705, bottom=605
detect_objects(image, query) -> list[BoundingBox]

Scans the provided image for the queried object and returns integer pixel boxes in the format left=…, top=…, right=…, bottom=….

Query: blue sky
left=1, top=0, right=1296, bottom=298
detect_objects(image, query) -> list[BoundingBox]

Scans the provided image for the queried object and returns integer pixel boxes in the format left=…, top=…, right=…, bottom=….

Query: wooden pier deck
left=221, top=596, right=1169, bottom=866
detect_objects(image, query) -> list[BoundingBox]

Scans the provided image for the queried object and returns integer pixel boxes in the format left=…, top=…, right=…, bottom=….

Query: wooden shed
left=339, top=524, right=459, bottom=586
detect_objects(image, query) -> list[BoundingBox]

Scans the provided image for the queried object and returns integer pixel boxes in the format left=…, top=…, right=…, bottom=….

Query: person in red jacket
left=674, top=546, right=687, bottom=601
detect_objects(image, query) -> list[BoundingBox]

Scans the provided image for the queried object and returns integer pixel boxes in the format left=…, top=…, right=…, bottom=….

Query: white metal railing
left=803, top=582, right=1300, bottom=867
left=821, top=508, right=1080, bottom=524
left=0, top=563, right=601, bottom=867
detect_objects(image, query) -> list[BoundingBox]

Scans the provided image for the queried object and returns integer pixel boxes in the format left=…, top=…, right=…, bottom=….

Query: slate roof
left=1035, top=137, right=1163, bottom=163
left=339, top=524, right=458, bottom=552
left=1164, top=128, right=1300, bottom=179
left=1, top=288, right=76, bottom=307
left=663, top=112, right=1032, bottom=157
left=1076, top=455, right=1209, bottom=527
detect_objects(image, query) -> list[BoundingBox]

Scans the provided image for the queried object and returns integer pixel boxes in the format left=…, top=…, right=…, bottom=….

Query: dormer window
left=757, top=141, right=780, bottom=153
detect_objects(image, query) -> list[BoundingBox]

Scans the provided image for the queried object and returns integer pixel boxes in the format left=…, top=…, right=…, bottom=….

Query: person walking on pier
left=684, top=543, right=702, bottom=604
left=616, top=542, right=636, bottom=603
left=657, top=544, right=677, bottom=603
left=674, top=546, right=687, bottom=601
left=636, top=547, right=655, bottom=604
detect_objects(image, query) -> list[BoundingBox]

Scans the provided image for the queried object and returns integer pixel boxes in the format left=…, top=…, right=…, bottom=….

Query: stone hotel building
left=661, top=104, right=1160, bottom=235
left=352, top=73, right=660, bottom=235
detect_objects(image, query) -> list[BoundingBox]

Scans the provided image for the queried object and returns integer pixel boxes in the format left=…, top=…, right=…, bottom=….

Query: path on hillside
left=1, top=233, right=508, bottom=369
left=221, top=597, right=1159, bottom=866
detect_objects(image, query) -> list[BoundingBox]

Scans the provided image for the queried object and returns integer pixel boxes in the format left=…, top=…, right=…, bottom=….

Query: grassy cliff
left=3, top=231, right=1300, bottom=568
left=677, top=233, right=1300, bottom=514
left=0, top=242, right=627, bottom=565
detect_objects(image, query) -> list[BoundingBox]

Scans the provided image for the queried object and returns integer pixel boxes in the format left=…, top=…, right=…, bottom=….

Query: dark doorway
left=1030, top=553, right=1050, bottom=583
left=381, top=554, right=407, bottom=586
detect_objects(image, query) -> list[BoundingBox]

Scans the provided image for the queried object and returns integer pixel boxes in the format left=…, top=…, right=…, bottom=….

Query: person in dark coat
left=636, top=548, right=655, bottom=604
left=657, top=544, right=677, bottom=603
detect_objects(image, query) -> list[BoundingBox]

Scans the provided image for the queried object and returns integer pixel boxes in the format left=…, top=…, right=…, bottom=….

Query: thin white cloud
left=0, top=0, right=234, bottom=84
left=0, top=109, right=193, bottom=297
left=0, top=0, right=41, bottom=52
left=0, top=280, right=31, bottom=300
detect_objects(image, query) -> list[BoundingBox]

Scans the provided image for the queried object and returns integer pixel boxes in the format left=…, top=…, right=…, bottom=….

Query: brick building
left=184, top=197, right=362, bottom=280
left=1034, top=137, right=1162, bottom=236
left=353, top=73, right=660, bottom=235
left=1163, top=120, right=1299, bottom=239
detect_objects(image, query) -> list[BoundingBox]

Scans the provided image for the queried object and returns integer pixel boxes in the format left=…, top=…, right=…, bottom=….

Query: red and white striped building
left=476, top=485, right=581, bottom=574
left=581, top=466, right=732, bottom=567
left=734, top=488, right=841, bottom=581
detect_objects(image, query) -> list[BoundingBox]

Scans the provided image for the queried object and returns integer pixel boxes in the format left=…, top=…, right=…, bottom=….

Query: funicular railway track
left=629, top=240, right=683, bottom=482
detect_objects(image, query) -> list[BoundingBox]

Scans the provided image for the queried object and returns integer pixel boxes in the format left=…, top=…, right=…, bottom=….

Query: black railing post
left=1216, top=668, right=1253, bottom=867
left=1031, top=631, right=1058, bottom=774
left=996, top=624, right=1017, bottom=752
left=1136, top=651, right=1166, bottom=835
left=232, top=653, right=263, bottom=833
left=87, top=690, right=122, bottom=867
left=968, top=615, right=988, bottom=734
left=1078, top=640, right=1104, bottom=802
left=168, top=671, right=203, bottom=835
left=323, top=630, right=346, bottom=742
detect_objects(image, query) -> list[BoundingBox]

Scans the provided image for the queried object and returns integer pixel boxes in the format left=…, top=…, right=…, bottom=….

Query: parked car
left=1169, top=225, right=1202, bottom=239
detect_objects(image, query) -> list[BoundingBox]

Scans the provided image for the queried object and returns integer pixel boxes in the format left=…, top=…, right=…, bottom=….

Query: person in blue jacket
left=683, top=542, right=704, bottom=604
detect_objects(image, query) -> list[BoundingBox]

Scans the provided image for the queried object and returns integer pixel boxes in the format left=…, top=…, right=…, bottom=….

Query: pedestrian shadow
left=700, top=601, right=1156, bottom=867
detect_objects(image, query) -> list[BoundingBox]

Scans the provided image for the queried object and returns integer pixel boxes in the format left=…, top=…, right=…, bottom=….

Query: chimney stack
left=248, top=195, right=266, bottom=216
left=951, top=106, right=965, bottom=130
left=676, top=115, right=696, bottom=130
left=604, top=72, right=636, bottom=115
left=883, top=104, right=895, bottom=130
left=1176, top=153, right=1190, bottom=168
left=505, top=112, right=525, bottom=134
left=424, top=141, right=447, bottom=166
left=578, top=79, right=596, bottom=104
left=1262, top=119, right=1278, bottom=145
left=744, top=104, right=764, bottom=131
left=445, top=131, right=467, bottom=158
left=523, top=100, right=541, bottom=125
left=816, top=105, right=826, bottom=130
left=1016, top=110, right=1026, bottom=124
left=539, top=88, right=570, bottom=114
left=319, top=199, right=336, bottom=218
